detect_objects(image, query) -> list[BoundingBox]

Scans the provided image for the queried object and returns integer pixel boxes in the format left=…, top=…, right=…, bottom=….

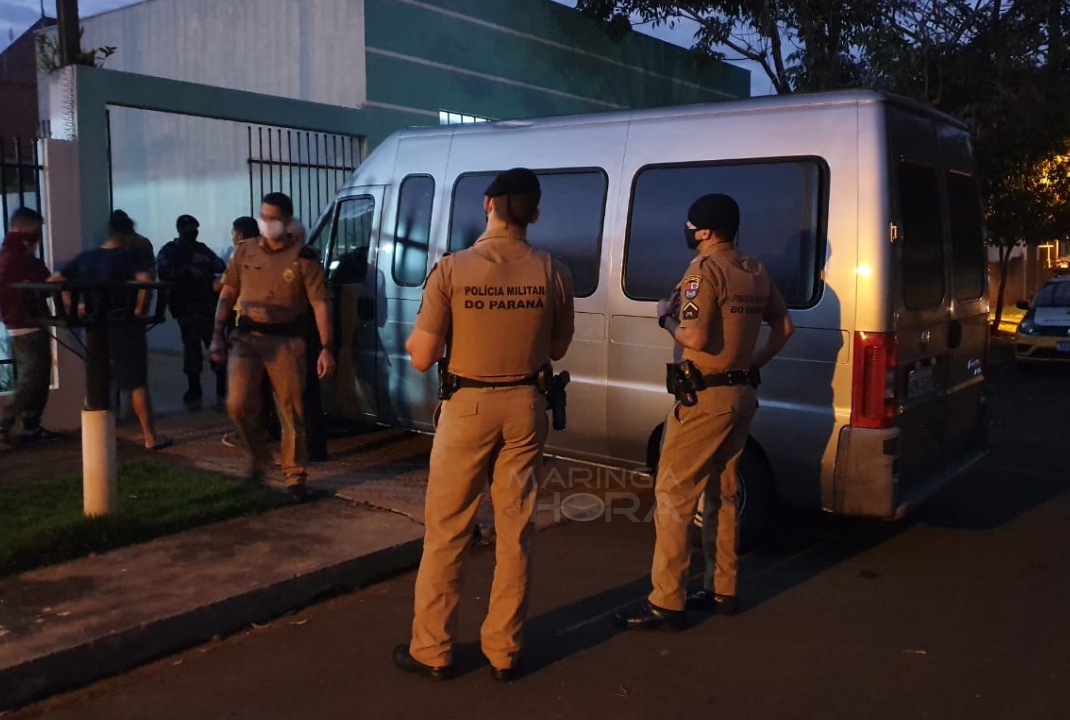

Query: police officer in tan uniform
left=209, top=193, right=335, bottom=502
left=394, top=168, right=574, bottom=682
left=618, top=193, right=794, bottom=630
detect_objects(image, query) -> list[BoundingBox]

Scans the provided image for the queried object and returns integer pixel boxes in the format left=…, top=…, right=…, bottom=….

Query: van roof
left=392, top=89, right=968, bottom=140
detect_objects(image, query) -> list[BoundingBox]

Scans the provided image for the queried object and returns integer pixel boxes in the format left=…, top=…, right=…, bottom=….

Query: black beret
left=10, top=206, right=43, bottom=224
left=688, top=194, right=739, bottom=236
left=485, top=168, right=541, bottom=197
left=176, top=214, right=200, bottom=231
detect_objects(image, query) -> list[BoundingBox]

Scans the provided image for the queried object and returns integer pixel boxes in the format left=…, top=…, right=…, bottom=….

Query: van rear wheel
left=647, top=426, right=779, bottom=554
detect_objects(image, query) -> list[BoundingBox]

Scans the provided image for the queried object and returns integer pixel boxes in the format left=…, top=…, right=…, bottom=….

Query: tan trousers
left=410, top=386, right=548, bottom=669
left=227, top=332, right=308, bottom=486
left=649, top=385, right=757, bottom=610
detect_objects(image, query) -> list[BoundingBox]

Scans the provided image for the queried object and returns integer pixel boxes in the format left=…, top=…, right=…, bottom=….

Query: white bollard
left=82, top=409, right=117, bottom=516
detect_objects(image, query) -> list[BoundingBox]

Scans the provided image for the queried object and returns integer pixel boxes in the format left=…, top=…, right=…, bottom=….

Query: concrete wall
left=79, top=0, right=367, bottom=108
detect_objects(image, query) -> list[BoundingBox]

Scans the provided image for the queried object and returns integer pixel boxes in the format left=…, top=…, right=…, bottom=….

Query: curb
left=0, top=537, right=422, bottom=712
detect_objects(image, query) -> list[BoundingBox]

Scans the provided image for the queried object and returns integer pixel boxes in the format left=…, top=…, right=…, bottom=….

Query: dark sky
left=0, top=0, right=773, bottom=95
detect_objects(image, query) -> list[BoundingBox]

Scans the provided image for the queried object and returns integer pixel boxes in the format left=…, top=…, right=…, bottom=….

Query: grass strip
left=0, top=461, right=286, bottom=578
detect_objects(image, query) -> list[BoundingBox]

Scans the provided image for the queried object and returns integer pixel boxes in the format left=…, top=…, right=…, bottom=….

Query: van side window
left=328, top=195, right=375, bottom=284
left=393, top=175, right=435, bottom=287
left=448, top=170, right=607, bottom=297
left=946, top=173, right=985, bottom=301
left=898, top=162, right=945, bottom=309
left=624, top=160, right=826, bottom=306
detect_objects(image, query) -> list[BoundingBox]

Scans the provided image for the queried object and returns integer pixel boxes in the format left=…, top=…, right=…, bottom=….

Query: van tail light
left=851, top=331, right=898, bottom=429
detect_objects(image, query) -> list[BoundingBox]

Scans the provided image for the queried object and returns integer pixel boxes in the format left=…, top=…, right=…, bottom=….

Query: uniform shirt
left=222, top=235, right=330, bottom=325
left=157, top=238, right=226, bottom=312
left=415, top=231, right=575, bottom=382
left=675, top=243, right=788, bottom=373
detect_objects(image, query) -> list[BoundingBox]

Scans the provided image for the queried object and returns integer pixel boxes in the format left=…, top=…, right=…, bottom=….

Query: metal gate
left=247, top=126, right=361, bottom=226
left=1, top=136, right=45, bottom=391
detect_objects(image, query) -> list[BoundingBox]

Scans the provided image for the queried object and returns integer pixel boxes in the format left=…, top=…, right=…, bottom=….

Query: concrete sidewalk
left=0, top=401, right=638, bottom=712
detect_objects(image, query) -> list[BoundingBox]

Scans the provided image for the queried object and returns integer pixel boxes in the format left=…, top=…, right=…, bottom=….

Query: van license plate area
left=907, top=365, right=938, bottom=399
left=1057, top=341, right=1070, bottom=353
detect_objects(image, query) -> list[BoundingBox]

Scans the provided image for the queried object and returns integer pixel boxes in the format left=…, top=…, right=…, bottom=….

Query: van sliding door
left=323, top=188, right=384, bottom=421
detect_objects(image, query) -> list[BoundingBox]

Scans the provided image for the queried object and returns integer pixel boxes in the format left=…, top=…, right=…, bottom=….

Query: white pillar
left=81, top=409, right=116, bottom=516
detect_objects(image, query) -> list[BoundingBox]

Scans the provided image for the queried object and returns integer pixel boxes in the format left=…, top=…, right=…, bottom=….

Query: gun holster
left=538, top=364, right=570, bottom=431
left=666, top=360, right=704, bottom=407
left=438, top=359, right=459, bottom=400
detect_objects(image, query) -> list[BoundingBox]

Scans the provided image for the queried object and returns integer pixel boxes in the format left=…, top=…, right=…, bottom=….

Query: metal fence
left=247, top=126, right=361, bottom=227
left=1, top=136, right=45, bottom=389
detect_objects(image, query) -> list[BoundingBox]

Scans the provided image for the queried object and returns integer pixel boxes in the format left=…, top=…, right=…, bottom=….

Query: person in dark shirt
left=109, top=210, right=156, bottom=280
left=157, top=214, right=227, bottom=404
left=54, top=220, right=171, bottom=450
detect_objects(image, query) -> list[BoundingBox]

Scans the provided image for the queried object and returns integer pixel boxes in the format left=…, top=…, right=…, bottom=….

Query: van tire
left=647, top=426, right=779, bottom=553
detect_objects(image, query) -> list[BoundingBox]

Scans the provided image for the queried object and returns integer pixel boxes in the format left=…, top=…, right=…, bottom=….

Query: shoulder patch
left=682, top=302, right=700, bottom=321
left=682, top=275, right=701, bottom=300
left=298, top=245, right=320, bottom=260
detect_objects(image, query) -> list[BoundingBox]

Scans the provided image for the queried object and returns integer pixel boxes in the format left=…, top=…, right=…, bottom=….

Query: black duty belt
left=235, top=317, right=301, bottom=337
left=702, top=369, right=760, bottom=389
left=455, top=374, right=539, bottom=389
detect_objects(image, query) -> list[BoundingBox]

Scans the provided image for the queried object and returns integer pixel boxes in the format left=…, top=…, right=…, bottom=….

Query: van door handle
left=948, top=319, right=963, bottom=349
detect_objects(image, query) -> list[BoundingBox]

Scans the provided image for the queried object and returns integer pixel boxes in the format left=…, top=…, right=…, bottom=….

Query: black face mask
left=685, top=227, right=701, bottom=250
left=179, top=230, right=199, bottom=243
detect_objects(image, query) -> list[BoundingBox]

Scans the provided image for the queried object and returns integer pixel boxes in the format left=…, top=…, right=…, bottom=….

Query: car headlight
left=1017, top=319, right=1037, bottom=335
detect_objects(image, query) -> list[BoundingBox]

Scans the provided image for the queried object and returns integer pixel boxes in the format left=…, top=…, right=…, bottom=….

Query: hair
left=108, top=209, right=136, bottom=236
left=490, top=192, right=539, bottom=227
left=10, top=207, right=43, bottom=231
left=262, top=192, right=294, bottom=218
left=232, top=216, right=260, bottom=240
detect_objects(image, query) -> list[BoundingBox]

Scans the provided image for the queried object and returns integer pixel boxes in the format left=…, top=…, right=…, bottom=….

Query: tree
left=987, top=151, right=1070, bottom=327
left=578, top=0, right=1070, bottom=328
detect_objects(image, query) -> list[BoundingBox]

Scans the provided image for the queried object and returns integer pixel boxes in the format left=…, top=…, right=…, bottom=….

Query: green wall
left=363, top=0, right=748, bottom=132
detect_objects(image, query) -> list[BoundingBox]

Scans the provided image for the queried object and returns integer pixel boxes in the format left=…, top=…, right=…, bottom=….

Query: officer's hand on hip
left=317, top=348, right=336, bottom=379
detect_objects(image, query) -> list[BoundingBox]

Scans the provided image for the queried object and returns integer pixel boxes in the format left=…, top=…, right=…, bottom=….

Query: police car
left=1015, top=276, right=1070, bottom=364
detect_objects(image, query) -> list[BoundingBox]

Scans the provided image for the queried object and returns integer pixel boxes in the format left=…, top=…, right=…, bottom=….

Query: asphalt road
left=13, top=361, right=1070, bottom=720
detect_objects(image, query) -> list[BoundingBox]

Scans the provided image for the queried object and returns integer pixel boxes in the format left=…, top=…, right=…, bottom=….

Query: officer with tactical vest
left=209, top=192, right=335, bottom=502
left=394, top=168, right=575, bottom=682
left=617, top=193, right=794, bottom=630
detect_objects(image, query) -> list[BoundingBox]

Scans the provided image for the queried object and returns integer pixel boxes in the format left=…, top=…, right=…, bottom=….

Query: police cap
left=485, top=168, right=541, bottom=198
left=176, top=214, right=200, bottom=232
left=688, top=194, right=739, bottom=239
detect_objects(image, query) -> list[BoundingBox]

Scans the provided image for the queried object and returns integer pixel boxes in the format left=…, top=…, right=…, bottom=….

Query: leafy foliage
left=577, top=0, right=1070, bottom=325
left=35, top=27, right=116, bottom=74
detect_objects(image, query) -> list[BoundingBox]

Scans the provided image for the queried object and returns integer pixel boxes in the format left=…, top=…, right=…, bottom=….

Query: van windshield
left=1033, top=282, right=1070, bottom=308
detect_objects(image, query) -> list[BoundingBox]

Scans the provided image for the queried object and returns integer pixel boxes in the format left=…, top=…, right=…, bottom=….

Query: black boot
left=615, top=600, right=687, bottom=631
left=182, top=373, right=202, bottom=403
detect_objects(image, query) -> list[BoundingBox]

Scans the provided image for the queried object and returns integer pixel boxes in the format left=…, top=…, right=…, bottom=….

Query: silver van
left=308, top=90, right=989, bottom=538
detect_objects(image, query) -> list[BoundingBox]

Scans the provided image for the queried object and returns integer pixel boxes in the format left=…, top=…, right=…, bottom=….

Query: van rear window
left=898, top=162, right=945, bottom=309
left=448, top=170, right=607, bottom=298
left=946, top=173, right=986, bottom=301
left=624, top=159, right=826, bottom=306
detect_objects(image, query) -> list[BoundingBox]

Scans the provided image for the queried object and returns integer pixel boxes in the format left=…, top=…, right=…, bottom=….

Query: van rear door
left=941, top=165, right=989, bottom=467
left=889, top=113, right=951, bottom=503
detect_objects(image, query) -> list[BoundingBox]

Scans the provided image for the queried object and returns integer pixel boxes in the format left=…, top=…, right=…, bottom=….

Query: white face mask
left=258, top=218, right=285, bottom=240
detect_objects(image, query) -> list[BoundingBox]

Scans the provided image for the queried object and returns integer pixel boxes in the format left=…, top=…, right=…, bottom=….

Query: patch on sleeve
left=298, top=245, right=320, bottom=261
left=681, top=302, right=699, bottom=320
left=682, top=274, right=701, bottom=300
